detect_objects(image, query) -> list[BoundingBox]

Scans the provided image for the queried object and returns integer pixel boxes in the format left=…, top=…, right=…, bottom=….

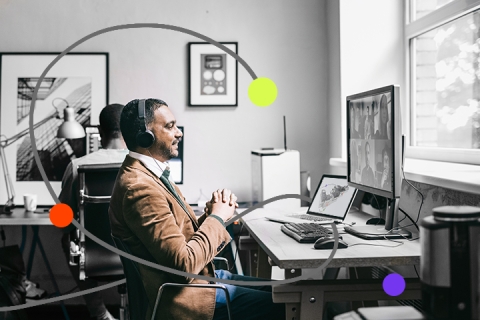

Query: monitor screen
left=347, top=85, right=401, bottom=199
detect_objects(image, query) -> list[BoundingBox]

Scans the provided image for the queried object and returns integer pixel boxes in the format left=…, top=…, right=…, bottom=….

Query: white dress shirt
left=128, top=151, right=172, bottom=181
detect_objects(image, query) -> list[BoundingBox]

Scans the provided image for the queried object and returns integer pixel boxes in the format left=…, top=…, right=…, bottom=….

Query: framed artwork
left=0, top=52, right=108, bottom=205
left=188, top=42, right=238, bottom=106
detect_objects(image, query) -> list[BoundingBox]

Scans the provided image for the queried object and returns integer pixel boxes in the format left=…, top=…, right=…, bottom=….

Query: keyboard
left=281, top=222, right=333, bottom=243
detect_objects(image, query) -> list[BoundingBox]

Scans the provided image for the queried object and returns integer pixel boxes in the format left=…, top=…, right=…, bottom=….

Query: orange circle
left=50, top=203, right=74, bottom=228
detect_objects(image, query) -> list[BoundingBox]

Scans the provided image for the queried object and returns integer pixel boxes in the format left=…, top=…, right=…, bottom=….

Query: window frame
left=406, top=0, right=480, bottom=165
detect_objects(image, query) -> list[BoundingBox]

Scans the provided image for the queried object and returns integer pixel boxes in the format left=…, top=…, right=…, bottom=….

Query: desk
left=240, top=208, right=421, bottom=320
left=0, top=207, right=70, bottom=320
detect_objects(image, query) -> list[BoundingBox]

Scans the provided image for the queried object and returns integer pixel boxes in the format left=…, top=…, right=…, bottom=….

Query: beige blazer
left=109, top=155, right=232, bottom=320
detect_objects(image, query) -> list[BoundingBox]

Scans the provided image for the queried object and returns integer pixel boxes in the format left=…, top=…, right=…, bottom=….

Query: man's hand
left=204, top=188, right=238, bottom=215
left=205, top=189, right=238, bottom=223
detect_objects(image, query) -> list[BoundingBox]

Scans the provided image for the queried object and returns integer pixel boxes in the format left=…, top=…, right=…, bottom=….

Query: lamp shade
left=57, top=106, right=85, bottom=139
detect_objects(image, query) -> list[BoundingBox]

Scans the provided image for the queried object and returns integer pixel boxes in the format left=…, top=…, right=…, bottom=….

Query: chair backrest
left=78, top=163, right=124, bottom=280
left=111, top=235, right=151, bottom=320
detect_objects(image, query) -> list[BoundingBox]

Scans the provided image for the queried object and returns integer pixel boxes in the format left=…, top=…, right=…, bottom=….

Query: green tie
left=161, top=168, right=189, bottom=213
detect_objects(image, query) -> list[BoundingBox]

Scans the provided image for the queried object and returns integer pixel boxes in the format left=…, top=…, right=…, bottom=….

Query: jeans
left=213, top=270, right=285, bottom=320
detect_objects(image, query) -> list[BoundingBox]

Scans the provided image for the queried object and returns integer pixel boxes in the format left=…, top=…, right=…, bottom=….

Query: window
left=407, top=0, right=480, bottom=164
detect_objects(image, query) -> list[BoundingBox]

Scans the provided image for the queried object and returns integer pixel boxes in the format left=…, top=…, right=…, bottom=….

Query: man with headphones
left=109, top=98, right=285, bottom=320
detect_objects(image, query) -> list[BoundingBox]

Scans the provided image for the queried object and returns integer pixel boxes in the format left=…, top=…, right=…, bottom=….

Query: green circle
left=248, top=77, right=278, bottom=107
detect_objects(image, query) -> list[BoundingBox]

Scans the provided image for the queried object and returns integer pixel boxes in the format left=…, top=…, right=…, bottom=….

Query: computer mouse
left=366, top=217, right=385, bottom=225
left=314, top=236, right=348, bottom=249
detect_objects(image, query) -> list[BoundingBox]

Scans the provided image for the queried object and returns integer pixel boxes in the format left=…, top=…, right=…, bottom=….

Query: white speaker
left=251, top=149, right=301, bottom=210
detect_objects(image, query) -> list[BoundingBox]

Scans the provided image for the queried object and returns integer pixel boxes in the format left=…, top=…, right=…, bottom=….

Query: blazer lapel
left=125, top=156, right=199, bottom=229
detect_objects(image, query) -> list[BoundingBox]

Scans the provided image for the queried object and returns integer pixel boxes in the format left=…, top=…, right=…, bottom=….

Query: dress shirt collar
left=128, top=151, right=169, bottom=180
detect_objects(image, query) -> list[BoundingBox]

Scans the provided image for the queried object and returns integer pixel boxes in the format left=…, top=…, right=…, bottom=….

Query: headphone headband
left=136, top=99, right=155, bottom=149
left=138, top=99, right=146, bottom=119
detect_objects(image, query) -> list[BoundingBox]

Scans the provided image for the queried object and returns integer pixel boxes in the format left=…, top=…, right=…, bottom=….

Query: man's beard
left=157, top=139, right=178, bottom=160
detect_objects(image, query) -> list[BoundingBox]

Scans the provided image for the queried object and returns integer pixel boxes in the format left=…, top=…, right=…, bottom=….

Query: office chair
left=71, top=163, right=127, bottom=319
left=111, top=235, right=232, bottom=320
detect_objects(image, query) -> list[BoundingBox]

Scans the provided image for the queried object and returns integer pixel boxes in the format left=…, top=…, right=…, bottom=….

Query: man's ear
left=98, top=125, right=104, bottom=138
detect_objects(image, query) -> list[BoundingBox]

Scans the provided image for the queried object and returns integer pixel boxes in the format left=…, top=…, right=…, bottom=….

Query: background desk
left=240, top=208, right=421, bottom=320
left=0, top=207, right=70, bottom=320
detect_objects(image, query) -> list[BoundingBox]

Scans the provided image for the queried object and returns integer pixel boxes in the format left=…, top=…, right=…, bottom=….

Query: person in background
left=59, top=103, right=128, bottom=320
left=350, top=101, right=359, bottom=138
left=374, top=94, right=390, bottom=140
left=364, top=104, right=372, bottom=139
left=361, top=141, right=374, bottom=187
left=357, top=103, right=365, bottom=139
left=379, top=147, right=391, bottom=190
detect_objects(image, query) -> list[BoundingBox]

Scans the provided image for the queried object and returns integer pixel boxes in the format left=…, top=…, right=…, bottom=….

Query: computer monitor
left=346, top=85, right=407, bottom=235
left=85, top=126, right=184, bottom=184
left=86, top=126, right=101, bottom=154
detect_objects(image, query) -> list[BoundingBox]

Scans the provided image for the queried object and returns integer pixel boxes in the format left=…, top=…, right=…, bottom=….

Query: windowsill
left=329, top=157, right=480, bottom=195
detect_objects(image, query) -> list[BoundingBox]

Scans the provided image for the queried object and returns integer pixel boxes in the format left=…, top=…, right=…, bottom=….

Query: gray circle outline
left=19, top=23, right=341, bottom=309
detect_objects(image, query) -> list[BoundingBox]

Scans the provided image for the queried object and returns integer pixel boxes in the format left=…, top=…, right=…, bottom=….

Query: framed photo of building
left=0, top=52, right=108, bottom=205
left=188, top=42, right=238, bottom=107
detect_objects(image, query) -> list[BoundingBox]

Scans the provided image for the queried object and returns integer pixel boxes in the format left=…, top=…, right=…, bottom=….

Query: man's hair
left=120, top=98, right=168, bottom=151
left=99, top=103, right=124, bottom=138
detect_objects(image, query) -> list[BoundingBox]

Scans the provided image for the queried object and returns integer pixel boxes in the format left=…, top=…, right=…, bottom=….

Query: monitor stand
left=344, top=198, right=412, bottom=240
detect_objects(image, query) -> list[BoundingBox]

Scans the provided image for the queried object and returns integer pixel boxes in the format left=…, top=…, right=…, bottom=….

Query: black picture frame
left=188, top=42, right=238, bottom=107
left=0, top=52, right=108, bottom=205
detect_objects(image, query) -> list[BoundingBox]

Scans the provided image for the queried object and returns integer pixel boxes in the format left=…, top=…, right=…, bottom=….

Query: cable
left=398, top=207, right=420, bottom=231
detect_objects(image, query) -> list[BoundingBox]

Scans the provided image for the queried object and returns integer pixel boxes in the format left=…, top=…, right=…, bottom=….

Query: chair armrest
left=213, top=257, right=229, bottom=270
left=152, top=283, right=232, bottom=320
left=80, top=191, right=112, bottom=203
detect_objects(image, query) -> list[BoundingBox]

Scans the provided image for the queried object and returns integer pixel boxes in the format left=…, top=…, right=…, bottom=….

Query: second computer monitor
left=346, top=85, right=402, bottom=199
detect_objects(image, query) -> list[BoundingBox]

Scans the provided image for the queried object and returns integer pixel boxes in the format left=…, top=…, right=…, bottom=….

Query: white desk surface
left=239, top=207, right=420, bottom=269
left=0, top=207, right=52, bottom=225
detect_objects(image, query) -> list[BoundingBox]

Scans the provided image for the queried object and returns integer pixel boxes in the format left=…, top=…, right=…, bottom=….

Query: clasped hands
left=204, top=189, right=238, bottom=223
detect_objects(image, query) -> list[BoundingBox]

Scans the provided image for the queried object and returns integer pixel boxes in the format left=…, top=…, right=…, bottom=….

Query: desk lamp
left=0, top=98, right=85, bottom=213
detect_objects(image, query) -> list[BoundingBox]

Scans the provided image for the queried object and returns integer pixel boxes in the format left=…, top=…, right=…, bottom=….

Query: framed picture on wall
left=0, top=52, right=108, bottom=205
left=188, top=42, right=238, bottom=107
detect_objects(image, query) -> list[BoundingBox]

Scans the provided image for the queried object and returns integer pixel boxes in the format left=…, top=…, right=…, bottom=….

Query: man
left=379, top=147, right=391, bottom=190
left=361, top=141, right=374, bottom=187
left=349, top=102, right=359, bottom=139
left=109, top=98, right=285, bottom=320
left=364, top=105, right=371, bottom=139
left=59, top=103, right=128, bottom=320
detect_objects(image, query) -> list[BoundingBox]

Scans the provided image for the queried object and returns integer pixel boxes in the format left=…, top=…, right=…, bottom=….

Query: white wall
left=0, top=0, right=330, bottom=203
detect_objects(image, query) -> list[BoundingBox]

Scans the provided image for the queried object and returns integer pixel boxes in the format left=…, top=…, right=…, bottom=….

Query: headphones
left=136, top=99, right=155, bottom=149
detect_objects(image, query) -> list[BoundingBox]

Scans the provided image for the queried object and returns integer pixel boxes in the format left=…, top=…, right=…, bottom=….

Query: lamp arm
left=0, top=110, right=58, bottom=212
left=0, top=146, right=15, bottom=212
left=2, top=112, right=58, bottom=147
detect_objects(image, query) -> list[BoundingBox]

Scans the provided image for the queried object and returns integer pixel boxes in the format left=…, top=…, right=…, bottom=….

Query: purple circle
left=383, top=273, right=406, bottom=296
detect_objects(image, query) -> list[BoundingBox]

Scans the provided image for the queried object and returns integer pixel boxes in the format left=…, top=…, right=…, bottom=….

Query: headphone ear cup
left=136, top=130, right=155, bottom=149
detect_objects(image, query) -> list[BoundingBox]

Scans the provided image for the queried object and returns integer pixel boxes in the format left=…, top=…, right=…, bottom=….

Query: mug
left=23, top=194, right=37, bottom=212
